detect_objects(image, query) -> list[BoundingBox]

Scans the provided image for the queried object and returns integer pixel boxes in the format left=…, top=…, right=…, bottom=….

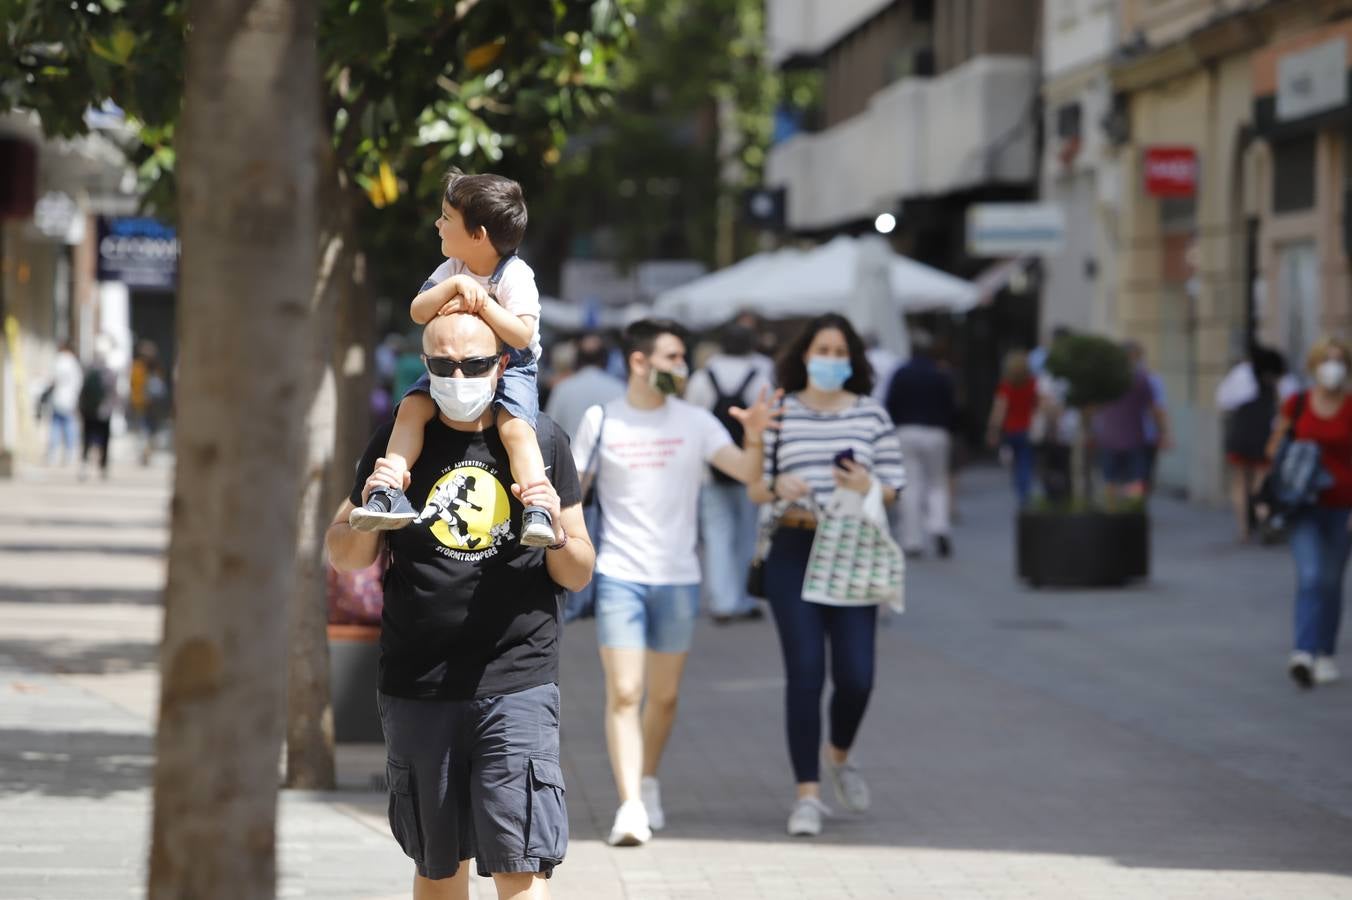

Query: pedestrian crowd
left=36, top=336, right=170, bottom=479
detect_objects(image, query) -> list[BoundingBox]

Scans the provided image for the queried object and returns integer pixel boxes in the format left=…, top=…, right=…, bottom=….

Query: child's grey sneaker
left=349, top=486, right=417, bottom=532
left=825, top=757, right=871, bottom=812
left=520, top=506, right=555, bottom=547
left=787, top=796, right=830, bottom=837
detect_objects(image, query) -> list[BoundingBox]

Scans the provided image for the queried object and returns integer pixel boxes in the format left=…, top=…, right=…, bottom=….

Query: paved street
left=3, top=455, right=1352, bottom=899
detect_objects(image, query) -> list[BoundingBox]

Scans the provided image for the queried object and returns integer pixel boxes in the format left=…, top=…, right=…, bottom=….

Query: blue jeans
left=763, top=528, right=877, bottom=784
left=1288, top=507, right=1352, bottom=655
left=48, top=411, right=77, bottom=463
left=1003, top=432, right=1035, bottom=506
left=595, top=575, right=701, bottom=654
left=699, top=481, right=759, bottom=616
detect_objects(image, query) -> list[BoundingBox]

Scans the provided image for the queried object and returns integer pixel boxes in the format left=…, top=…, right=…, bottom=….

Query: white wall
left=766, top=0, right=897, bottom=66
left=1043, top=0, right=1116, bottom=79
left=767, top=56, right=1037, bottom=230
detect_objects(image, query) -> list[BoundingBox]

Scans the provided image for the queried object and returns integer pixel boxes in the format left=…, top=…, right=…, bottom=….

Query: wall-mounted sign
left=97, top=216, right=179, bottom=292
left=1277, top=37, right=1348, bottom=122
left=966, top=203, right=1066, bottom=257
left=1143, top=147, right=1198, bottom=197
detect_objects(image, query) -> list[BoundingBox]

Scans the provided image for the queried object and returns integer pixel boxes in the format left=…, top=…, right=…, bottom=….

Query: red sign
left=1143, top=146, right=1198, bottom=197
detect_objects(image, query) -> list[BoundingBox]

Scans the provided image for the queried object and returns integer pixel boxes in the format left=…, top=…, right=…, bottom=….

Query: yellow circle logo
left=417, top=465, right=512, bottom=552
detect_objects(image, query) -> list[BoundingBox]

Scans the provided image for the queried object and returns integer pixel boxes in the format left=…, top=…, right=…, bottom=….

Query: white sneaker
left=640, top=776, right=665, bottom=831
left=606, top=800, right=651, bottom=847
left=1314, top=656, right=1341, bottom=685
left=825, top=757, right=871, bottom=812
left=786, top=796, right=830, bottom=837
left=1289, top=651, right=1315, bottom=689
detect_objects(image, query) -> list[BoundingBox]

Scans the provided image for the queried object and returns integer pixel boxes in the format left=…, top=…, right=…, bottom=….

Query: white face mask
left=1317, top=360, right=1348, bottom=390
left=428, top=373, right=495, bottom=422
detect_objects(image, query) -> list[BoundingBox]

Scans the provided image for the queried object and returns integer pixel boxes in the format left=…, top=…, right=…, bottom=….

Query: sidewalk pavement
left=2, top=456, right=1352, bottom=899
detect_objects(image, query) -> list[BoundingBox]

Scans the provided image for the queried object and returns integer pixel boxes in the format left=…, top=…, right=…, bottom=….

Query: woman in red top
left=987, top=350, right=1038, bottom=506
left=1269, top=337, right=1352, bottom=689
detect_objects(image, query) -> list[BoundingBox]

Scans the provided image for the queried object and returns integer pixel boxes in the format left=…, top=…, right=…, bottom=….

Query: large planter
left=1017, top=508, right=1149, bottom=588
left=328, top=624, right=383, bottom=743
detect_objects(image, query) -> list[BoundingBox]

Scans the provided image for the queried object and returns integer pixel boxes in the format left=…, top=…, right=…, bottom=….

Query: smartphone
left=833, top=448, right=855, bottom=470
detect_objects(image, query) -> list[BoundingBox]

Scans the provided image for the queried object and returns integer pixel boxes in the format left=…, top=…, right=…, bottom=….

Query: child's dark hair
left=443, top=171, right=528, bottom=257
left=621, top=319, right=688, bottom=372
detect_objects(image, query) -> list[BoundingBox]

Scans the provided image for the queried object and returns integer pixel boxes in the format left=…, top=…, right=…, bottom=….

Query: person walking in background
left=1138, top=345, right=1168, bottom=494
left=1032, top=329, right=1078, bottom=504
left=78, top=340, right=118, bottom=481
left=986, top=350, right=1038, bottom=507
left=747, top=313, right=905, bottom=838
left=686, top=324, right=774, bottom=624
left=572, top=319, right=777, bottom=847
left=885, top=329, right=955, bottom=558
left=544, top=334, right=625, bottom=439
left=45, top=342, right=83, bottom=466
left=1268, top=337, right=1352, bottom=689
left=1092, top=341, right=1170, bottom=506
left=1218, top=345, right=1283, bottom=541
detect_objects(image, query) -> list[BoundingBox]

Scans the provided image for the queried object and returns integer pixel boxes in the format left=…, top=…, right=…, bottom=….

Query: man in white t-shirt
left=572, top=319, right=778, bottom=848
left=47, top=342, right=83, bottom=465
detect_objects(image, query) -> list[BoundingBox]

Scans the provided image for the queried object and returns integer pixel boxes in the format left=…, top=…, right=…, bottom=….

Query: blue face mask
left=807, top=356, right=852, bottom=391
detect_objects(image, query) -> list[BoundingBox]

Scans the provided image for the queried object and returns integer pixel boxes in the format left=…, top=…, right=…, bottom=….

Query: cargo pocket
left=524, top=756, right=568, bottom=860
left=386, top=759, right=424, bottom=863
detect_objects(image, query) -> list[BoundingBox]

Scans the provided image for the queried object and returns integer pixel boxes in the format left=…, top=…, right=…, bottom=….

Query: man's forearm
left=326, top=521, right=381, bottom=572
left=741, top=434, right=765, bottom=485
left=545, top=536, right=594, bottom=593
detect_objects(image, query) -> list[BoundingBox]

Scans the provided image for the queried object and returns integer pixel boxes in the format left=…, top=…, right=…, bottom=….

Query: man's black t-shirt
left=349, top=415, right=581, bottom=700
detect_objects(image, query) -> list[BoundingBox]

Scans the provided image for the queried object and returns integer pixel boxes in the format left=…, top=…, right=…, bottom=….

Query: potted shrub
left=1016, top=334, right=1150, bottom=588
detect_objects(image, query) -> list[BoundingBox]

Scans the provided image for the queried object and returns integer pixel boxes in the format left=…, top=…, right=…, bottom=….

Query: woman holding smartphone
left=748, top=314, right=906, bottom=838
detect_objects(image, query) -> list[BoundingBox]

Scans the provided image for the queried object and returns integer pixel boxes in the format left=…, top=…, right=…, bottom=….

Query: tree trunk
left=283, top=157, right=346, bottom=791
left=284, top=162, right=373, bottom=789
left=148, top=0, right=318, bottom=896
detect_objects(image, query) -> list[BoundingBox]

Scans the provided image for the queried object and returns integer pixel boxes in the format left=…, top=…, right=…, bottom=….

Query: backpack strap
left=581, top=405, right=607, bottom=507
left=708, top=365, right=759, bottom=406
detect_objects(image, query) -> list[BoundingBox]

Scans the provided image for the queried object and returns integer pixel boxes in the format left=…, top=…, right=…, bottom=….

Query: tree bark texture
left=148, top=0, right=318, bottom=896
left=284, top=160, right=361, bottom=791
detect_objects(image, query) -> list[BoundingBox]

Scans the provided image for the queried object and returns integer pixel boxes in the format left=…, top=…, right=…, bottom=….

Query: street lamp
left=874, top=212, right=896, bottom=234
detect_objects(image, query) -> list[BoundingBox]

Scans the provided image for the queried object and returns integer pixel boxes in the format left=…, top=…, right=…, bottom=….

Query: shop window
left=1272, top=134, right=1316, bottom=214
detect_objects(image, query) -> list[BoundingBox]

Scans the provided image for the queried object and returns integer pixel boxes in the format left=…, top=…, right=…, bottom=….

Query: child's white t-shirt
left=571, top=397, right=734, bottom=585
left=422, top=256, right=542, bottom=362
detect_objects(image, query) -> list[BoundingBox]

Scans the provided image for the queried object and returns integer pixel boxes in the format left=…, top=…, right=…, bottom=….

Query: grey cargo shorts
left=377, top=681, right=568, bottom=881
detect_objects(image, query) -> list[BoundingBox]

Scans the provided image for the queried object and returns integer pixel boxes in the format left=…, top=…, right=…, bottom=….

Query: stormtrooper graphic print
left=415, top=461, right=516, bottom=561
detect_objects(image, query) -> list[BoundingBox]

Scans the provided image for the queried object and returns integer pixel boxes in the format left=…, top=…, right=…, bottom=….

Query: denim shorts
left=377, top=682, right=567, bottom=880
left=404, top=357, right=539, bottom=427
left=595, top=575, right=701, bottom=653
left=1099, top=448, right=1147, bottom=485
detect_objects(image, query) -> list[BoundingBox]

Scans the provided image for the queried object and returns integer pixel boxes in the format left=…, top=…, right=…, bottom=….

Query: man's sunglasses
left=424, top=355, right=500, bottom=378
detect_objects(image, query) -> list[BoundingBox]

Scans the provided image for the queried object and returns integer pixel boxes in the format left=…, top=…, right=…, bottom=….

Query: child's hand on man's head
left=436, top=296, right=463, bottom=317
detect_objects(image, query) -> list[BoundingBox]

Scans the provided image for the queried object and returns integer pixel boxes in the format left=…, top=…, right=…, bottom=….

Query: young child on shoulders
left=348, top=170, right=555, bottom=547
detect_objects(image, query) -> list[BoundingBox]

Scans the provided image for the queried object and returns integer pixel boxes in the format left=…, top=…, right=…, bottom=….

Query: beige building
left=1110, top=0, right=1352, bottom=503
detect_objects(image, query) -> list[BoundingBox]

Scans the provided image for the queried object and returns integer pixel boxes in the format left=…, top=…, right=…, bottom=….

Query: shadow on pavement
left=0, top=587, right=162, bottom=605
left=0, top=638, right=157, bottom=675
left=0, top=543, right=166, bottom=558
left=0, top=728, right=152, bottom=798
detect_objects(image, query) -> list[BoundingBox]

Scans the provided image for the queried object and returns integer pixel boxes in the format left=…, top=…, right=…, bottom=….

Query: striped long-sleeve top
left=765, top=394, right=906, bottom=510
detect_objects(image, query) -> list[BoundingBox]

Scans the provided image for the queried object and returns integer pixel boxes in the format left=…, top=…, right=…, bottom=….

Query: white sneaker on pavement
left=825, top=757, right=871, bottom=812
left=640, top=776, right=665, bottom=831
left=607, top=800, right=652, bottom=847
left=1289, top=651, right=1315, bottom=689
left=1314, top=656, right=1341, bottom=685
left=787, top=796, right=831, bottom=837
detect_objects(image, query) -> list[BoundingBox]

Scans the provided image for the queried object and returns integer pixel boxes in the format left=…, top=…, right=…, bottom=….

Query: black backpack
left=78, top=368, right=107, bottom=419
left=708, top=367, right=758, bottom=485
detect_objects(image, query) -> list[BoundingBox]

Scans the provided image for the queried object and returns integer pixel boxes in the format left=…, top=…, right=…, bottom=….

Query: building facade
left=766, top=0, right=1040, bottom=262
left=1109, top=0, right=1352, bottom=503
left=1040, top=0, right=1120, bottom=339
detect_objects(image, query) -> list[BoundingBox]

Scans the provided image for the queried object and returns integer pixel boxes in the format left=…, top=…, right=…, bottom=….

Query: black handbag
left=746, top=429, right=782, bottom=597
